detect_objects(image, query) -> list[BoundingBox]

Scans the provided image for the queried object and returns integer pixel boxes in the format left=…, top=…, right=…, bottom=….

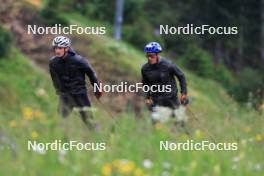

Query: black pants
left=150, top=95, right=180, bottom=111
left=59, top=93, right=92, bottom=124
left=149, top=95, right=180, bottom=124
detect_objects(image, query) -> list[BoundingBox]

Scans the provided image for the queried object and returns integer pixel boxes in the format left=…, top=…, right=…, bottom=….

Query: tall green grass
left=0, top=45, right=263, bottom=175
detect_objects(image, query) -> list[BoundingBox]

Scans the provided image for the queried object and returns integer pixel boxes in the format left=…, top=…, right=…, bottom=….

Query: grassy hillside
left=0, top=43, right=263, bottom=176
left=0, top=2, right=263, bottom=175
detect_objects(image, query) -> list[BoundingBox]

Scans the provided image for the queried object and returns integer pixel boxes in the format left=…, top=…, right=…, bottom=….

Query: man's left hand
left=180, top=94, right=189, bottom=106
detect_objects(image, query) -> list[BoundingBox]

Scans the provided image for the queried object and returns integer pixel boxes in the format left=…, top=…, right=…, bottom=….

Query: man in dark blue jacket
left=49, top=36, right=102, bottom=127
left=141, top=42, right=189, bottom=122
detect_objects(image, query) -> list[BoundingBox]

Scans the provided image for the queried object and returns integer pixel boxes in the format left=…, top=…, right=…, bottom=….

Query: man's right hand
left=95, top=91, right=103, bottom=100
left=94, top=81, right=103, bottom=100
left=145, top=98, right=153, bottom=106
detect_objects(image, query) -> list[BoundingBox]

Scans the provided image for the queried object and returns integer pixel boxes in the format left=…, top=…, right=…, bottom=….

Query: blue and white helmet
left=144, top=42, right=162, bottom=53
left=52, top=36, right=71, bottom=47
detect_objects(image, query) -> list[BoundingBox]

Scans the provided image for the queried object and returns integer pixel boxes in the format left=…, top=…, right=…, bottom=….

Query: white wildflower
left=33, top=145, right=46, bottom=155
left=162, top=162, right=171, bottom=169
left=254, top=164, right=262, bottom=171
left=161, top=171, right=170, bottom=176
left=143, top=159, right=153, bottom=169
left=35, top=88, right=46, bottom=97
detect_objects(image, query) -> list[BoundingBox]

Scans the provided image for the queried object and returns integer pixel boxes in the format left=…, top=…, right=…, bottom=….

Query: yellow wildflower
left=213, top=164, right=221, bottom=175
left=31, top=131, right=39, bottom=140
left=102, top=163, right=112, bottom=176
left=244, top=126, right=251, bottom=133
left=113, top=159, right=135, bottom=174
left=113, top=160, right=120, bottom=168
left=190, top=161, right=197, bottom=170
left=256, top=134, right=263, bottom=142
left=154, top=122, right=163, bottom=131
left=23, top=107, right=34, bottom=120
left=9, top=120, right=17, bottom=128
left=119, top=161, right=135, bottom=174
left=195, top=129, right=203, bottom=139
left=134, top=168, right=144, bottom=176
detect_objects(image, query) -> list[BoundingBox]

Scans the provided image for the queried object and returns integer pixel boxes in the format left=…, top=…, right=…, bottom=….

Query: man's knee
left=74, top=106, right=93, bottom=119
left=59, top=105, right=71, bottom=118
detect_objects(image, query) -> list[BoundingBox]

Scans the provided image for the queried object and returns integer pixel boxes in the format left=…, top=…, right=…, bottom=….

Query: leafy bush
left=213, top=62, right=234, bottom=88
left=64, top=0, right=145, bottom=24
left=182, top=45, right=214, bottom=78
left=123, top=19, right=163, bottom=49
left=0, top=25, right=12, bottom=58
left=40, top=0, right=68, bottom=26
left=57, top=0, right=157, bottom=47
left=230, top=67, right=264, bottom=106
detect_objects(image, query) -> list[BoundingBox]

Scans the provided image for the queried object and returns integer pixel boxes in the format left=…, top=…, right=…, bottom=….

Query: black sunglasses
left=146, top=53, right=157, bottom=58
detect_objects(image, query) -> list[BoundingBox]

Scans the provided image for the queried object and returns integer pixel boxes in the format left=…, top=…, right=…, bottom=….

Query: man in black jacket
left=141, top=42, right=189, bottom=122
left=49, top=36, right=102, bottom=127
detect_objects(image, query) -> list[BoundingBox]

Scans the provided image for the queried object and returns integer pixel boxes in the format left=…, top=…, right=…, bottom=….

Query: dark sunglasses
left=146, top=53, right=157, bottom=58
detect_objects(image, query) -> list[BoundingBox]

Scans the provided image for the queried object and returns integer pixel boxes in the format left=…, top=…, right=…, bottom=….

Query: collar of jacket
left=68, top=47, right=76, bottom=56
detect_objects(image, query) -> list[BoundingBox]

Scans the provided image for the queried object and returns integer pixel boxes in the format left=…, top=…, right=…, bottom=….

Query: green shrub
left=64, top=0, right=145, bottom=24
left=213, top=62, right=234, bottom=88
left=182, top=45, right=214, bottom=78
left=230, top=67, right=264, bottom=106
left=0, top=25, right=12, bottom=58
left=40, top=0, right=68, bottom=26
left=123, top=19, right=163, bottom=49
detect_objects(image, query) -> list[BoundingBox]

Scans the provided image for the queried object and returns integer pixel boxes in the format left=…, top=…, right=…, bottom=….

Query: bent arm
left=79, top=58, right=100, bottom=91
left=141, top=69, right=151, bottom=99
left=170, top=64, right=187, bottom=94
left=49, top=63, right=61, bottom=94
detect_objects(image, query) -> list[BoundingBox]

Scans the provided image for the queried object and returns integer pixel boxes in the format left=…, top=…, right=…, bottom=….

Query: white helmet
left=52, top=36, right=71, bottom=47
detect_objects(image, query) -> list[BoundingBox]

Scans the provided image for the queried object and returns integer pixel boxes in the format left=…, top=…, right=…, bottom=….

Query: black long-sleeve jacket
left=141, top=58, right=187, bottom=98
left=49, top=48, right=99, bottom=95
